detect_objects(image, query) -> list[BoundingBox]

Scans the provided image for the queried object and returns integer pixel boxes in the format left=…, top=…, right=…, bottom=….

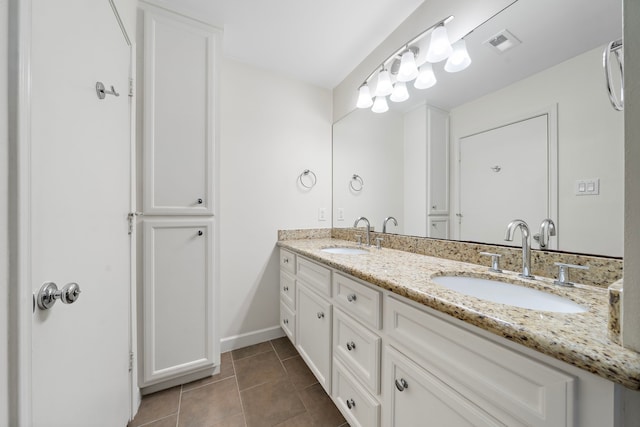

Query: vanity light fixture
left=356, top=83, right=374, bottom=108
left=444, top=39, right=472, bottom=72
left=390, top=81, right=410, bottom=102
left=425, top=24, right=453, bottom=63
left=371, top=95, right=389, bottom=113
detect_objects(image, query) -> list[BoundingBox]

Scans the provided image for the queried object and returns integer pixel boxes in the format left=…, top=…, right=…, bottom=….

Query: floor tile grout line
left=181, top=373, right=236, bottom=394
left=175, top=385, right=183, bottom=427
left=134, top=413, right=179, bottom=427
left=231, top=352, right=248, bottom=427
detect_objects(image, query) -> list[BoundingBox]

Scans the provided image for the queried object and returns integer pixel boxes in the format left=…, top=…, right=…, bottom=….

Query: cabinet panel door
left=280, top=302, right=296, bottom=344
left=427, top=106, right=449, bottom=216
left=385, top=346, right=503, bottom=427
left=142, top=219, right=215, bottom=385
left=428, top=217, right=449, bottom=239
left=142, top=9, right=218, bottom=214
left=296, top=283, right=332, bottom=393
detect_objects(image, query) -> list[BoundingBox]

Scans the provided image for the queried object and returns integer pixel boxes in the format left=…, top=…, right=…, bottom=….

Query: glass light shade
left=356, top=84, right=374, bottom=108
left=444, top=39, right=472, bottom=73
left=375, top=69, right=393, bottom=96
left=415, top=36, right=431, bottom=66
left=414, top=64, right=437, bottom=89
left=371, top=96, right=389, bottom=113
left=426, top=25, right=453, bottom=63
left=397, top=50, right=419, bottom=82
left=390, top=82, right=409, bottom=102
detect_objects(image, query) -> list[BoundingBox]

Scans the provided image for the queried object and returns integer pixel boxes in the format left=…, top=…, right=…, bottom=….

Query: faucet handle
left=355, top=234, right=362, bottom=246
left=375, top=237, right=383, bottom=250
left=553, top=262, right=589, bottom=287
left=479, top=252, right=503, bottom=273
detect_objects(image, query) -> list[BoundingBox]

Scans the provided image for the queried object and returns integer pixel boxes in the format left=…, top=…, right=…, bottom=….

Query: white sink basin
left=431, top=276, right=587, bottom=313
left=321, top=247, right=368, bottom=255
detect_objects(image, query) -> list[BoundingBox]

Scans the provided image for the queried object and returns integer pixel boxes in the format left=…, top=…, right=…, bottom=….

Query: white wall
left=450, top=45, right=624, bottom=257
left=332, top=108, right=404, bottom=234
left=219, top=58, right=332, bottom=346
left=0, top=0, right=8, bottom=423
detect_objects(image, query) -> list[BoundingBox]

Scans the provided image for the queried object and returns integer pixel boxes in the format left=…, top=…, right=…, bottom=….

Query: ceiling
left=149, top=0, right=425, bottom=88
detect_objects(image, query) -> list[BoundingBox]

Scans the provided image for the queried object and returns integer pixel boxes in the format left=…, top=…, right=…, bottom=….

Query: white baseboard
left=220, top=326, right=285, bottom=353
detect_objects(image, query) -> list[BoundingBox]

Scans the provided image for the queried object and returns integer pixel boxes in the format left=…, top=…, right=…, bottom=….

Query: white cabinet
left=142, top=219, right=215, bottom=386
left=333, top=358, right=381, bottom=427
left=428, top=217, right=449, bottom=239
left=427, top=106, right=449, bottom=216
left=279, top=249, right=297, bottom=344
left=296, top=281, right=333, bottom=393
left=141, top=4, right=219, bottom=215
left=138, top=3, right=219, bottom=391
left=385, top=346, right=501, bottom=427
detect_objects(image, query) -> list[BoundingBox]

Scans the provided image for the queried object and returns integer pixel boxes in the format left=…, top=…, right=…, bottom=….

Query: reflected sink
left=431, top=276, right=587, bottom=313
left=321, top=247, right=368, bottom=255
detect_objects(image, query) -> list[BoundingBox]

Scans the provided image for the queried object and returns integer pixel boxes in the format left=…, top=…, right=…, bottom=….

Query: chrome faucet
left=353, top=217, right=371, bottom=246
left=533, top=218, right=556, bottom=249
left=504, top=219, right=534, bottom=279
left=382, top=216, right=398, bottom=233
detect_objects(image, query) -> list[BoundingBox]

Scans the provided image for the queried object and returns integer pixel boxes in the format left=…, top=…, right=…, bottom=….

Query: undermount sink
left=321, top=247, right=369, bottom=255
left=431, top=276, right=587, bottom=313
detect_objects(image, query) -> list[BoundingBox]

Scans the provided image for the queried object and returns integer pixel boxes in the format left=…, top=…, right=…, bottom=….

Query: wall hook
left=96, top=82, right=120, bottom=99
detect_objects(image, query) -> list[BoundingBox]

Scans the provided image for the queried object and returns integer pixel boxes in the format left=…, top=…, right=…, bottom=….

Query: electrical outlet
left=337, top=208, right=344, bottom=221
left=318, top=208, right=327, bottom=221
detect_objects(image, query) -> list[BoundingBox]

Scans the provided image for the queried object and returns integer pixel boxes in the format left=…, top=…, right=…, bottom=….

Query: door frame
left=7, top=0, right=137, bottom=424
left=453, top=104, right=558, bottom=247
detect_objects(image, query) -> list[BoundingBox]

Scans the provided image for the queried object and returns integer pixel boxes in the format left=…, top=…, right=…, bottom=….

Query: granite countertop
left=277, top=238, right=640, bottom=390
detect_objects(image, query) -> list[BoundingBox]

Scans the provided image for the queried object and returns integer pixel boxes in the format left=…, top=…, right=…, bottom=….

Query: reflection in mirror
left=333, top=0, right=623, bottom=257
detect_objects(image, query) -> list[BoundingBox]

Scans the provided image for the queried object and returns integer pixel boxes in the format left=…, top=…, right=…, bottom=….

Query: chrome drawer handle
left=197, top=198, right=203, bottom=204
left=347, top=294, right=357, bottom=302
left=283, top=318, right=289, bottom=325
left=395, top=378, right=408, bottom=392
left=283, top=286, right=289, bottom=292
left=317, top=312, right=325, bottom=319
left=346, top=341, right=356, bottom=351
left=346, top=398, right=356, bottom=409
left=283, top=258, right=289, bottom=264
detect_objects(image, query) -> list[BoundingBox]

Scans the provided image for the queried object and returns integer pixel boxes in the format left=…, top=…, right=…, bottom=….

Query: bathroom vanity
left=278, top=238, right=640, bottom=427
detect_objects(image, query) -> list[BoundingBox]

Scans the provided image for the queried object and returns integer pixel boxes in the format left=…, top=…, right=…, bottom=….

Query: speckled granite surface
left=277, top=237, right=640, bottom=390
left=608, top=280, right=623, bottom=345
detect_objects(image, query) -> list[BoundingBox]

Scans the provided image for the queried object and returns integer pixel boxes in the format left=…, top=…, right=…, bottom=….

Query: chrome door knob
left=347, top=294, right=357, bottom=302
left=60, top=282, right=81, bottom=304
left=197, top=198, right=203, bottom=204
left=36, top=281, right=82, bottom=310
left=395, top=378, right=408, bottom=392
left=346, top=341, right=356, bottom=351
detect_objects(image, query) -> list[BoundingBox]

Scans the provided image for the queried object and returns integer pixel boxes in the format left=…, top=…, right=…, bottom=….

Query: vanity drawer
left=280, top=249, right=296, bottom=274
left=385, top=295, right=573, bottom=427
left=297, top=256, right=332, bottom=297
left=333, top=308, right=381, bottom=394
left=332, top=358, right=380, bottom=427
left=280, top=270, right=296, bottom=310
left=333, top=273, right=381, bottom=329
left=280, top=302, right=295, bottom=344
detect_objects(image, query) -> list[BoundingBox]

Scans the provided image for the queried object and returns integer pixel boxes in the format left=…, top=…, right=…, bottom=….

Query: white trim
left=8, top=0, right=33, bottom=424
left=220, top=326, right=286, bottom=353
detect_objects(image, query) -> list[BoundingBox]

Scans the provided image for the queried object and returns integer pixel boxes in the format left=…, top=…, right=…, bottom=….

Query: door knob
left=37, top=282, right=81, bottom=310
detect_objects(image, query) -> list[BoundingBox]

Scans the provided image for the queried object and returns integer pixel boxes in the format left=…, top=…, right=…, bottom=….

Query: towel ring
left=350, top=174, right=364, bottom=192
left=299, top=169, right=317, bottom=189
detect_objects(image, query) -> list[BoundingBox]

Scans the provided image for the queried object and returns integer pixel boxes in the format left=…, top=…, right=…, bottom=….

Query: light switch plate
left=337, top=208, right=344, bottom=221
left=318, top=208, right=327, bottom=221
left=575, top=178, right=600, bottom=196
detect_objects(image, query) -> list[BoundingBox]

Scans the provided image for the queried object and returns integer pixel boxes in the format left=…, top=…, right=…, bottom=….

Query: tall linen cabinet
left=137, top=2, right=221, bottom=391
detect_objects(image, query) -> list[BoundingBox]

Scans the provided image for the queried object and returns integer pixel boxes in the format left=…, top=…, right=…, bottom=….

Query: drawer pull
left=283, top=286, right=289, bottom=292
left=197, top=198, right=203, bottom=204
left=346, top=398, right=356, bottom=409
left=283, top=257, right=289, bottom=264
left=346, top=341, right=356, bottom=351
left=395, top=378, right=408, bottom=392
left=347, top=294, right=357, bottom=302
left=317, top=312, right=325, bottom=319
left=283, top=318, right=288, bottom=325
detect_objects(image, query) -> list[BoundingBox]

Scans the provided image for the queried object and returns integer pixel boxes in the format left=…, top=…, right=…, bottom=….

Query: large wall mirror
left=333, top=0, right=623, bottom=257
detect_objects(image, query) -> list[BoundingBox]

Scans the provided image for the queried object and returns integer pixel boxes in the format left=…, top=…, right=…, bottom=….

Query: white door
left=458, top=114, right=551, bottom=248
left=30, top=0, right=132, bottom=425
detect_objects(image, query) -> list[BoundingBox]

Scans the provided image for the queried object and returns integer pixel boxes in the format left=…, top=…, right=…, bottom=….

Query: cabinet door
left=428, top=217, right=449, bottom=239
left=385, top=346, right=503, bottom=427
left=427, top=106, right=449, bottom=216
left=142, top=7, right=219, bottom=215
left=296, top=282, right=332, bottom=393
left=142, top=219, right=216, bottom=386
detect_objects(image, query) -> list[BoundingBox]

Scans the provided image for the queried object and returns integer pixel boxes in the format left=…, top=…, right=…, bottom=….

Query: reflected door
left=458, top=114, right=552, bottom=248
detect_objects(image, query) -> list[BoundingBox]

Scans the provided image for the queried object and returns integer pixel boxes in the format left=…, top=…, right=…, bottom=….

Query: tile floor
left=129, top=337, right=349, bottom=427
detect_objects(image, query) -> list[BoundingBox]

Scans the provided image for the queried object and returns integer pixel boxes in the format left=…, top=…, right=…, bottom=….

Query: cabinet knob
left=346, top=398, right=356, bottom=409
left=432, top=205, right=437, bottom=209
left=198, top=230, right=203, bottom=236
left=283, top=318, right=288, bottom=325
left=283, top=258, right=289, bottom=264
left=347, top=294, right=357, bottom=302
left=197, top=198, right=203, bottom=204
left=317, top=312, right=325, bottom=319
left=395, top=378, right=408, bottom=392
left=283, top=285, right=289, bottom=292
left=346, top=341, right=356, bottom=351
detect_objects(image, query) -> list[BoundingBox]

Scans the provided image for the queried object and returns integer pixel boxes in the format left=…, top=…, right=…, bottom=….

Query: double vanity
left=277, top=232, right=640, bottom=427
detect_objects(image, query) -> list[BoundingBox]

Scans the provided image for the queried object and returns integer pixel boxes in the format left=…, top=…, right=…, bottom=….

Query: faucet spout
left=504, top=219, right=534, bottom=279
left=353, top=216, right=371, bottom=246
left=382, top=216, right=398, bottom=233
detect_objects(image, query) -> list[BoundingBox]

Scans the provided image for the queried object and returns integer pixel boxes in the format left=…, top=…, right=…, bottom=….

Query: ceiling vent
left=484, top=29, right=521, bottom=54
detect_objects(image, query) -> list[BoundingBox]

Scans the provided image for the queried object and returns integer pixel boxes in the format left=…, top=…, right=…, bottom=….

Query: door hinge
left=129, top=351, right=134, bottom=372
left=128, top=78, right=134, bottom=97
left=127, top=211, right=143, bottom=234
